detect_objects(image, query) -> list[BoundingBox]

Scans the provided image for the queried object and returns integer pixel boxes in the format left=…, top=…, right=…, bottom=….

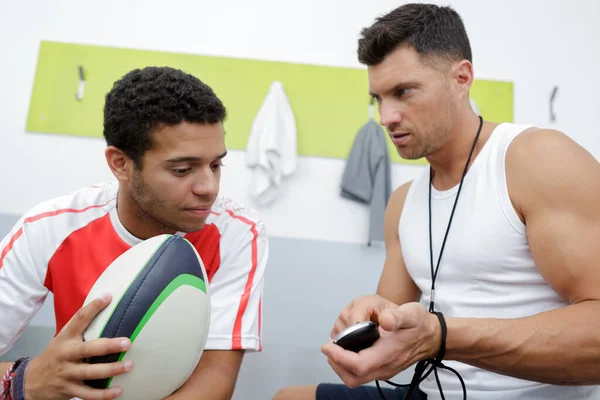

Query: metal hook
left=550, top=86, right=558, bottom=123
left=76, top=65, right=86, bottom=101
left=368, top=95, right=375, bottom=119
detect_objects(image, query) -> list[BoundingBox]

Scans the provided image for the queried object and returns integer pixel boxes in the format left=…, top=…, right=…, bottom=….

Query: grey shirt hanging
left=340, top=119, right=392, bottom=245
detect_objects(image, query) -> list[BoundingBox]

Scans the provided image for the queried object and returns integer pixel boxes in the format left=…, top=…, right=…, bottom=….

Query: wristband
left=0, top=358, right=29, bottom=400
left=11, top=358, right=31, bottom=400
left=1, top=366, right=12, bottom=400
left=431, top=311, right=447, bottom=363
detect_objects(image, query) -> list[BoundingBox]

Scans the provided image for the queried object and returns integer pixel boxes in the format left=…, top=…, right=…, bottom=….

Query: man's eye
left=396, top=88, right=412, bottom=98
left=172, top=168, right=191, bottom=175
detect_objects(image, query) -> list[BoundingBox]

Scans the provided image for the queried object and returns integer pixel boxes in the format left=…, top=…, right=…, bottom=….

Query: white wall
left=1, top=0, right=599, bottom=244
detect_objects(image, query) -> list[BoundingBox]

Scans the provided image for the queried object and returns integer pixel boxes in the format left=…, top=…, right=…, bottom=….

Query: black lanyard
left=428, top=116, right=483, bottom=313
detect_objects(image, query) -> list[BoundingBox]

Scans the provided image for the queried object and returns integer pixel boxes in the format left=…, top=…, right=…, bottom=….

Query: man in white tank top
left=275, top=3, right=600, bottom=400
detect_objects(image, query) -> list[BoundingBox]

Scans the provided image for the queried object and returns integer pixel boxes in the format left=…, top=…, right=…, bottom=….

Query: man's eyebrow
left=369, top=81, right=421, bottom=98
left=165, top=151, right=228, bottom=163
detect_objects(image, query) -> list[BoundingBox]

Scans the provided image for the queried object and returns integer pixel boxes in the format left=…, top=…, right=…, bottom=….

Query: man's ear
left=105, top=146, right=134, bottom=182
left=452, top=59, right=474, bottom=99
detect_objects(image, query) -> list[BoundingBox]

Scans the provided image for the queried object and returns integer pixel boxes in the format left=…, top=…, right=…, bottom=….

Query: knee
left=272, top=387, right=290, bottom=400
left=272, top=387, right=295, bottom=400
left=272, top=385, right=318, bottom=400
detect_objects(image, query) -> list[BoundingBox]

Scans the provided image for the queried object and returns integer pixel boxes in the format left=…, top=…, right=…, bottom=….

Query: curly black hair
left=103, top=66, right=227, bottom=168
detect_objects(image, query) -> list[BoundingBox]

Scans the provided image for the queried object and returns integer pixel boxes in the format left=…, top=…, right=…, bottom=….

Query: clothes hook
left=368, top=95, right=375, bottom=119
left=550, top=86, right=558, bottom=123
left=76, top=65, right=86, bottom=101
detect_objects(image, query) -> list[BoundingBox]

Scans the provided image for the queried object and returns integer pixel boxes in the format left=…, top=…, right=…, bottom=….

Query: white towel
left=245, top=81, right=297, bottom=205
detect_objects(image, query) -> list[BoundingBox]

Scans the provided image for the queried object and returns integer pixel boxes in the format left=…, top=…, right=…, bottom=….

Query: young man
left=275, top=3, right=600, bottom=400
left=0, top=66, right=268, bottom=400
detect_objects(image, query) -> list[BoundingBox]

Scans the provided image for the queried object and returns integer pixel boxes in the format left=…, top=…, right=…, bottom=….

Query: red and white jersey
left=0, top=181, right=268, bottom=356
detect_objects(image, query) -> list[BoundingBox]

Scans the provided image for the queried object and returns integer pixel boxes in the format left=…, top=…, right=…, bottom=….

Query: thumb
left=379, top=303, right=422, bottom=331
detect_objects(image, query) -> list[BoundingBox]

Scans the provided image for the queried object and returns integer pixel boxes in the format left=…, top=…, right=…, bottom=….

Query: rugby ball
left=82, top=234, right=211, bottom=400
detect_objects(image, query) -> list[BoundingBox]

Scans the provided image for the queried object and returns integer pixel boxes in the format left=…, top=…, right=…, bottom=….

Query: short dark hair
left=357, top=3, right=472, bottom=69
left=103, top=66, right=227, bottom=168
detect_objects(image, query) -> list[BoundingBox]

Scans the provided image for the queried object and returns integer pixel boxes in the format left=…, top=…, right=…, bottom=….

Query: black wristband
left=431, top=311, right=447, bottom=362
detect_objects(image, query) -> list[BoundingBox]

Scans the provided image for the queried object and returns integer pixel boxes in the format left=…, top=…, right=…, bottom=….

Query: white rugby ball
left=82, top=234, right=211, bottom=400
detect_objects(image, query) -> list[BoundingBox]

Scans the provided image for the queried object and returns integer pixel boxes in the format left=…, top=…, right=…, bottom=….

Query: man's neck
left=116, top=188, right=174, bottom=240
left=427, top=113, right=496, bottom=191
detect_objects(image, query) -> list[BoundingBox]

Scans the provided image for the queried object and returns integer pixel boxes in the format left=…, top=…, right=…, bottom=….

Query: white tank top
left=400, top=123, right=600, bottom=399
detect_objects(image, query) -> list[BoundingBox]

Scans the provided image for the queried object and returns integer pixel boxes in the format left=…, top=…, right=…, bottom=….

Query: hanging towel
left=245, top=81, right=297, bottom=205
left=340, top=119, right=391, bottom=245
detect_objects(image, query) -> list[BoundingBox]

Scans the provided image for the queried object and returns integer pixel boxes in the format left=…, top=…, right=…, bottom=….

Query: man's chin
left=176, top=221, right=207, bottom=233
left=397, top=147, right=425, bottom=161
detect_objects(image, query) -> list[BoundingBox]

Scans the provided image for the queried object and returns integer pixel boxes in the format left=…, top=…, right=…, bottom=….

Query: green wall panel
left=26, top=41, right=513, bottom=165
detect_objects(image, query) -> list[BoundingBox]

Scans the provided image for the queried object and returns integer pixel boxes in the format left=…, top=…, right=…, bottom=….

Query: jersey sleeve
left=205, top=215, right=268, bottom=352
left=0, top=216, right=50, bottom=356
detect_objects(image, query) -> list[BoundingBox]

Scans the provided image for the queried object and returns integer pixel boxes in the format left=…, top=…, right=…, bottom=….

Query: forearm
left=446, top=300, right=600, bottom=385
left=165, top=380, right=235, bottom=400
left=163, top=352, right=241, bottom=400
left=376, top=270, right=420, bottom=305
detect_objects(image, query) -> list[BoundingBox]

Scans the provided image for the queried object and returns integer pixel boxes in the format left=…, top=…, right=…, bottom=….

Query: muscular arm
left=165, top=350, right=244, bottom=400
left=376, top=181, right=421, bottom=305
left=445, top=128, right=600, bottom=384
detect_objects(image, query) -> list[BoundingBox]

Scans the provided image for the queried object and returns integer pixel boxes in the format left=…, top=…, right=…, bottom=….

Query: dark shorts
left=316, top=383, right=427, bottom=400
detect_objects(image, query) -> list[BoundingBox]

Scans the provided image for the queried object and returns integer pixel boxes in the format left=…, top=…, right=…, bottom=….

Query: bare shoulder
left=507, top=127, right=594, bottom=164
left=393, top=180, right=413, bottom=199
left=506, top=127, right=600, bottom=217
left=386, top=180, right=413, bottom=218
left=384, top=180, right=413, bottom=235
left=507, top=127, right=600, bottom=182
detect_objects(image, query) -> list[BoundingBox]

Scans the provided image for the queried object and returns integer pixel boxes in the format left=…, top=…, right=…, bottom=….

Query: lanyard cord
left=429, top=115, right=483, bottom=312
